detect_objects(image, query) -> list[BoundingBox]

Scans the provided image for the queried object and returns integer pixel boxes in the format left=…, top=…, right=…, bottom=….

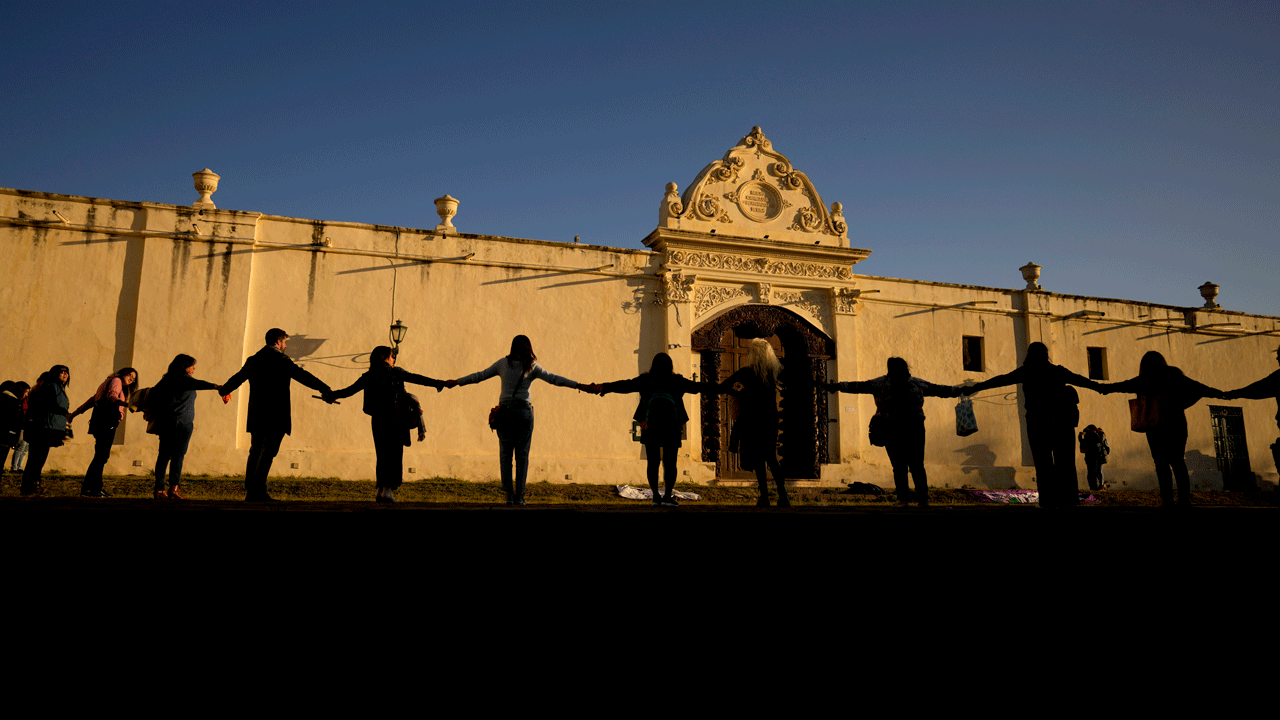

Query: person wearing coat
left=1222, top=345, right=1280, bottom=474
left=825, top=357, right=960, bottom=508
left=597, top=352, right=722, bottom=507
left=1099, top=351, right=1220, bottom=508
left=21, top=365, right=72, bottom=496
left=0, top=381, right=29, bottom=475
left=324, top=346, right=446, bottom=503
left=965, top=342, right=1104, bottom=509
left=68, top=367, right=138, bottom=497
left=147, top=355, right=222, bottom=500
left=717, top=339, right=790, bottom=508
left=221, top=328, right=331, bottom=502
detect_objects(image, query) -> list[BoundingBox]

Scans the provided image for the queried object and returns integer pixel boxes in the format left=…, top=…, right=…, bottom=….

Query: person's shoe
left=100, top=488, right=114, bottom=498
left=154, top=490, right=168, bottom=501
left=756, top=497, right=770, bottom=508
left=385, top=488, right=396, bottom=503
left=776, top=495, right=791, bottom=508
left=652, top=498, right=662, bottom=507
left=896, top=501, right=911, bottom=508
left=660, top=496, right=679, bottom=507
left=168, top=486, right=185, bottom=501
left=516, top=495, right=527, bottom=506
left=917, top=501, right=929, bottom=509
left=80, top=490, right=106, bottom=498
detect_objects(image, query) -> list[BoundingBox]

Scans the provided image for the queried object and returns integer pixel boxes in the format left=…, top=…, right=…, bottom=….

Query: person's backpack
left=644, top=390, right=679, bottom=431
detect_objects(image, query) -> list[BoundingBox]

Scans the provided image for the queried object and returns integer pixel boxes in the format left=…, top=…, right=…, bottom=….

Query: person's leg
left=644, top=444, right=661, bottom=504
left=82, top=433, right=113, bottom=495
left=1146, top=432, right=1175, bottom=506
left=0, top=446, right=9, bottom=478
left=885, top=439, right=911, bottom=505
left=1054, top=428, right=1080, bottom=507
left=906, top=423, right=928, bottom=507
left=497, top=430, right=515, bottom=503
left=662, top=442, right=680, bottom=501
left=22, top=442, right=50, bottom=494
left=513, top=408, right=534, bottom=503
left=373, top=418, right=404, bottom=501
left=154, top=433, right=172, bottom=496
left=1027, top=422, right=1055, bottom=508
left=11, top=438, right=27, bottom=471
left=1167, top=430, right=1191, bottom=506
left=166, top=426, right=193, bottom=499
left=245, top=432, right=283, bottom=500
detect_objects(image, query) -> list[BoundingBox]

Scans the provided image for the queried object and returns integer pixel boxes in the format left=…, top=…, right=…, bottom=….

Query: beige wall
left=4, top=186, right=1278, bottom=492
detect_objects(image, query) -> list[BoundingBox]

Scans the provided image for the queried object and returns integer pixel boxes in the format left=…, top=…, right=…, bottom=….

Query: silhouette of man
left=221, top=328, right=331, bottom=501
left=1223, top=346, right=1280, bottom=472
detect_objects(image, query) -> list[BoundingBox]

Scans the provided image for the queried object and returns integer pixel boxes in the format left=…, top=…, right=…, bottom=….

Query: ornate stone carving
left=694, top=285, right=748, bottom=318
left=710, top=156, right=745, bottom=184
left=829, top=202, right=847, bottom=236
left=434, top=195, right=459, bottom=234
left=667, top=250, right=852, bottom=279
left=831, top=287, right=860, bottom=315
left=693, top=193, right=733, bottom=223
left=774, top=290, right=827, bottom=323
left=193, top=168, right=220, bottom=209
left=757, top=283, right=772, bottom=304
left=663, top=182, right=683, bottom=217
left=654, top=271, right=696, bottom=306
left=742, top=126, right=771, bottom=151
left=733, top=181, right=783, bottom=222
left=790, top=205, right=824, bottom=233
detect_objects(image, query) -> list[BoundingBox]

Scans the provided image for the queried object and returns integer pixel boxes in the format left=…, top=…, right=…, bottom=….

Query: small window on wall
left=1087, top=347, right=1107, bottom=380
left=962, top=336, right=984, bottom=372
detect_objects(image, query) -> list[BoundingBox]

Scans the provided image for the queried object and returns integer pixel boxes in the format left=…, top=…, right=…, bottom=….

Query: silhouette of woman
left=147, top=354, right=223, bottom=501
left=825, top=357, right=959, bottom=507
left=68, top=367, right=138, bottom=497
left=449, top=336, right=593, bottom=505
left=325, top=346, right=446, bottom=503
left=719, top=339, right=789, bottom=508
left=597, top=352, right=722, bottom=507
left=1100, top=351, right=1220, bottom=508
left=21, top=365, right=71, bottom=496
left=965, top=342, right=1103, bottom=508
left=1078, top=424, right=1110, bottom=491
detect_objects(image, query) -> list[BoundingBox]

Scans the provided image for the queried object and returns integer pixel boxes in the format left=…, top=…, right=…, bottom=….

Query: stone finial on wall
left=1198, top=281, right=1221, bottom=309
left=434, top=195, right=459, bottom=234
left=193, top=169, right=220, bottom=209
left=1020, top=262, right=1042, bottom=291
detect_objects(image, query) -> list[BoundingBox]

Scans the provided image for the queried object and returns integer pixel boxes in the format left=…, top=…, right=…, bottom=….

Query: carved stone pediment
left=658, top=127, right=853, bottom=247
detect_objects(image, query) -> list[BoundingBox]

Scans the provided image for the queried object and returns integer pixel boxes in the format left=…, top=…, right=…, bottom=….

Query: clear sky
left=4, top=1, right=1277, bottom=315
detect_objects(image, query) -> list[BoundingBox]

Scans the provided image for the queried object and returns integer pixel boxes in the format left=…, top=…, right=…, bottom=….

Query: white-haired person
left=718, top=338, right=790, bottom=507
left=824, top=357, right=960, bottom=508
left=446, top=335, right=599, bottom=505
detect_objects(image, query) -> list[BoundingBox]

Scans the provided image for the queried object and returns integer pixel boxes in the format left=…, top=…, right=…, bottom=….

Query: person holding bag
left=447, top=335, right=595, bottom=505
left=596, top=352, right=724, bottom=507
left=21, top=365, right=72, bottom=496
left=825, top=357, right=960, bottom=508
left=68, top=367, right=138, bottom=497
left=147, top=355, right=224, bottom=501
left=1098, top=351, right=1220, bottom=508
left=324, top=346, right=447, bottom=503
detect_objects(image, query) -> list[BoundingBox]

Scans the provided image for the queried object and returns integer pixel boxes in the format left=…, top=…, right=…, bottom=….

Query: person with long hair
left=148, top=354, right=223, bottom=500
left=1223, top=345, right=1280, bottom=475
left=1099, top=351, right=1220, bottom=508
left=965, top=342, right=1104, bottom=508
left=324, top=346, right=447, bottom=503
left=718, top=338, right=790, bottom=507
left=68, top=367, right=138, bottom=497
left=1, top=381, right=29, bottom=476
left=596, top=352, right=723, bottom=507
left=825, top=357, right=960, bottom=508
left=1078, top=424, right=1110, bottom=492
left=21, top=365, right=71, bottom=496
left=448, top=335, right=595, bottom=505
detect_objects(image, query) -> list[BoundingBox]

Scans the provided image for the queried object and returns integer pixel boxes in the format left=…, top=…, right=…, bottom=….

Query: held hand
left=444, top=379, right=458, bottom=389
left=221, top=394, right=231, bottom=405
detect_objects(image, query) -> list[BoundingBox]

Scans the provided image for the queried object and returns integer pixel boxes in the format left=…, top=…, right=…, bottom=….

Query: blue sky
left=4, top=1, right=1277, bottom=315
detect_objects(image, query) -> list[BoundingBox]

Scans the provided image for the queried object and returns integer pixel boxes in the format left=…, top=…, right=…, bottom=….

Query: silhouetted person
left=1078, top=424, right=1110, bottom=491
left=719, top=339, right=789, bottom=508
left=148, top=354, right=224, bottom=501
left=68, top=367, right=138, bottom=497
left=597, top=352, right=723, bottom=507
left=1223, top=345, right=1280, bottom=474
left=221, top=328, right=331, bottom=502
left=21, top=365, right=71, bottom=496
left=966, top=342, right=1103, bottom=508
left=1101, top=351, right=1220, bottom=508
left=324, top=345, right=446, bottom=503
left=0, top=381, right=29, bottom=476
left=826, top=357, right=960, bottom=508
left=448, top=335, right=594, bottom=505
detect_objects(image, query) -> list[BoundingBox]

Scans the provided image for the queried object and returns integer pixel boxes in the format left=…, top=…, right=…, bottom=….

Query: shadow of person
left=956, top=443, right=1017, bottom=488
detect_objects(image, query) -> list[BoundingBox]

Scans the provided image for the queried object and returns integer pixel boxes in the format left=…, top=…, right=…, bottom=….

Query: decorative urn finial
left=1198, top=281, right=1220, bottom=309
left=1020, top=262, right=1042, bottom=291
left=193, top=169, right=220, bottom=209
left=434, top=195, right=459, bottom=234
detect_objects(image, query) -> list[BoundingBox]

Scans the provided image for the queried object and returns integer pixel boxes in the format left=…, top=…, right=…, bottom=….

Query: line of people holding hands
left=5, top=328, right=1280, bottom=509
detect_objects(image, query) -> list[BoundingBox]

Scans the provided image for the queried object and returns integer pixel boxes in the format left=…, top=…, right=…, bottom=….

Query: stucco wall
left=3, top=186, right=1278, bottom=492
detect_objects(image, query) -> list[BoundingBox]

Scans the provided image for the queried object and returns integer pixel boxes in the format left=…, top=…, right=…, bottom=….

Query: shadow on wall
left=956, top=443, right=1017, bottom=489
left=1185, top=449, right=1223, bottom=490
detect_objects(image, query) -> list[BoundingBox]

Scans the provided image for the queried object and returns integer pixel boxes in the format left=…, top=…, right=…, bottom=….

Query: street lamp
left=390, top=319, right=408, bottom=356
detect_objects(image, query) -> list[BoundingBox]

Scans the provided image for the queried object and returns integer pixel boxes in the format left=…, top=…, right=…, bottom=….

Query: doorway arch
left=692, top=305, right=834, bottom=479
